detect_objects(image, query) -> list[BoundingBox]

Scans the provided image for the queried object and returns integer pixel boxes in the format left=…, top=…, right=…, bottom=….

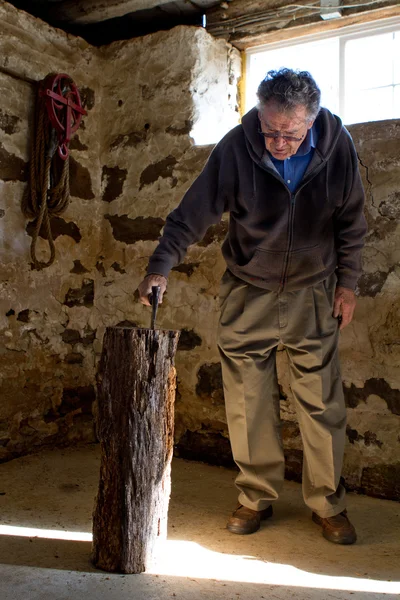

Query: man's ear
left=307, top=119, right=315, bottom=130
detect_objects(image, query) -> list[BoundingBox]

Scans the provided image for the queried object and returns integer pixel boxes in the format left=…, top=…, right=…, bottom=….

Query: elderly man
left=138, top=68, right=367, bottom=545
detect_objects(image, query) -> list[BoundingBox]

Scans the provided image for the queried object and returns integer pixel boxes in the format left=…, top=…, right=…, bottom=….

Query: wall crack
left=357, top=152, right=376, bottom=209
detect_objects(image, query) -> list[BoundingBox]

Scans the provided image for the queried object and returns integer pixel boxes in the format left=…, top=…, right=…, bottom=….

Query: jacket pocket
left=241, top=247, right=286, bottom=283
left=287, top=245, right=325, bottom=285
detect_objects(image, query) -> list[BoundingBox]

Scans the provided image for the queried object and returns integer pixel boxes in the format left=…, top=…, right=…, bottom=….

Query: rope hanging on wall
left=22, top=73, right=87, bottom=270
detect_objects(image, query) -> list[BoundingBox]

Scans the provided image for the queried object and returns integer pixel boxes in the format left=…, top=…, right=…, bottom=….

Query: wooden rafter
left=205, top=0, right=400, bottom=49
left=44, top=0, right=218, bottom=24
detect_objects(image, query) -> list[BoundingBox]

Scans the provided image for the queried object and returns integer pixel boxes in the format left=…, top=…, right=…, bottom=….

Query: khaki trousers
left=217, top=269, right=347, bottom=518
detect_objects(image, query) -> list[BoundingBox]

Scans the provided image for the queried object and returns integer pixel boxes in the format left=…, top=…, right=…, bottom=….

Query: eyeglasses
left=257, top=128, right=304, bottom=143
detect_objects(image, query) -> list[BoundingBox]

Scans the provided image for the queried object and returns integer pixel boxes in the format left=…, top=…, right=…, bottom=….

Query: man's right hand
left=137, top=274, right=168, bottom=306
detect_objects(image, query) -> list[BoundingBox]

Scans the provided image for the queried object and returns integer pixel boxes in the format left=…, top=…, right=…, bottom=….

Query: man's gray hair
left=257, top=68, right=321, bottom=121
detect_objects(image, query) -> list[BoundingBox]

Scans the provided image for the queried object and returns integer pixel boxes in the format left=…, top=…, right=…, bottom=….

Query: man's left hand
left=333, top=286, right=356, bottom=330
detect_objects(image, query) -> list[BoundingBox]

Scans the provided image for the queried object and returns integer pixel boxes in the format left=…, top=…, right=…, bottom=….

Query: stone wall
left=0, top=1, right=103, bottom=459
left=341, top=120, right=400, bottom=499
left=1, top=1, right=399, bottom=501
left=0, top=2, right=241, bottom=462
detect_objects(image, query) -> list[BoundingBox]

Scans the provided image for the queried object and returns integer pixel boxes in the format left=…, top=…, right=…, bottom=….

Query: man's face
left=258, top=102, right=314, bottom=160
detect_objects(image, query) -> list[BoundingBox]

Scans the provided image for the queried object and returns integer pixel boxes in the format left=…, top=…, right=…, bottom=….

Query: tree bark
left=92, top=327, right=180, bottom=574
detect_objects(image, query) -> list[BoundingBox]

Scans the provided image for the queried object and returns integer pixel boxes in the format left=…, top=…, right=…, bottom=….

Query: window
left=245, top=18, right=400, bottom=125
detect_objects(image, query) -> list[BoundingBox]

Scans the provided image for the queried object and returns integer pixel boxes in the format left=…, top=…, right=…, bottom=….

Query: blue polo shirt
left=268, top=124, right=318, bottom=193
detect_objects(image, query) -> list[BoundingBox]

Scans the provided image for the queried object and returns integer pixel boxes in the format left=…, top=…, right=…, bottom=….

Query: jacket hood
left=241, top=106, right=344, bottom=165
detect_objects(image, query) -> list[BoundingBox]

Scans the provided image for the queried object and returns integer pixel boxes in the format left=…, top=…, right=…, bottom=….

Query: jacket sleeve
left=147, top=138, right=236, bottom=278
left=333, top=130, right=368, bottom=290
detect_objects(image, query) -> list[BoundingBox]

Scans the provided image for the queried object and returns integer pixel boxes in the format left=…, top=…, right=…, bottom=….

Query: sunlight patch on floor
left=1, top=526, right=399, bottom=595
left=0, top=525, right=92, bottom=542
left=150, top=540, right=400, bottom=595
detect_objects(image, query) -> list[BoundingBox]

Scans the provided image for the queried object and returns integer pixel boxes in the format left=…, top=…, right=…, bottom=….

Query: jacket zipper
left=279, top=192, right=296, bottom=293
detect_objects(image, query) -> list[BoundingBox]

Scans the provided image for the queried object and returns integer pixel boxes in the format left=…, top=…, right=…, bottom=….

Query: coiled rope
left=22, top=75, right=70, bottom=270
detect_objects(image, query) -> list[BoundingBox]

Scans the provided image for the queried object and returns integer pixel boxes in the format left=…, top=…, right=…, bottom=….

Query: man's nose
left=274, top=135, right=286, bottom=149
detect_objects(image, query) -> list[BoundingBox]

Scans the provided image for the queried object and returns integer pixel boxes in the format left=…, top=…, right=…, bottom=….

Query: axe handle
left=149, top=285, right=161, bottom=330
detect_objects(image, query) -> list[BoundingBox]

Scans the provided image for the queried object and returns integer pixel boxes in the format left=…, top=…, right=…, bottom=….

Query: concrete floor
left=0, top=445, right=399, bottom=600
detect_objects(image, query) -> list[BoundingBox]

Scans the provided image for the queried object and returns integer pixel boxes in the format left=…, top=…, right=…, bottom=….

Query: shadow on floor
left=0, top=535, right=96, bottom=572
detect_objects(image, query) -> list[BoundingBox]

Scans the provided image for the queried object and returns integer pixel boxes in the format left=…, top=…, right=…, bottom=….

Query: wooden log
left=92, top=326, right=180, bottom=574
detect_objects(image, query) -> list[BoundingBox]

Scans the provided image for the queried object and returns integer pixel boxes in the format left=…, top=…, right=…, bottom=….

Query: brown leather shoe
left=227, top=504, right=273, bottom=535
left=312, top=510, right=357, bottom=544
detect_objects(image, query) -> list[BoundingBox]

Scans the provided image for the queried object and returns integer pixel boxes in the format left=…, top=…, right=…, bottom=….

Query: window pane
left=246, top=38, right=339, bottom=114
left=394, top=86, right=400, bottom=119
left=394, top=32, right=400, bottom=84
left=344, top=32, right=394, bottom=90
left=345, top=86, right=394, bottom=124
left=246, top=25, right=400, bottom=126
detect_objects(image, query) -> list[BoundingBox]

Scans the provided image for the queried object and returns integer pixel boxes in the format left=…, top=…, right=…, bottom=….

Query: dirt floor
left=0, top=445, right=399, bottom=599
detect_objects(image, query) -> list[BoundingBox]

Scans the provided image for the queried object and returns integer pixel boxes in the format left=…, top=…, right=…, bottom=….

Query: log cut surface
left=92, top=327, right=180, bottom=574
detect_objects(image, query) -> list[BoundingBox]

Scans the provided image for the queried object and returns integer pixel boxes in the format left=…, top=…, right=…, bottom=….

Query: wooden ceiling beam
left=205, top=0, right=400, bottom=49
left=46, top=0, right=175, bottom=24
